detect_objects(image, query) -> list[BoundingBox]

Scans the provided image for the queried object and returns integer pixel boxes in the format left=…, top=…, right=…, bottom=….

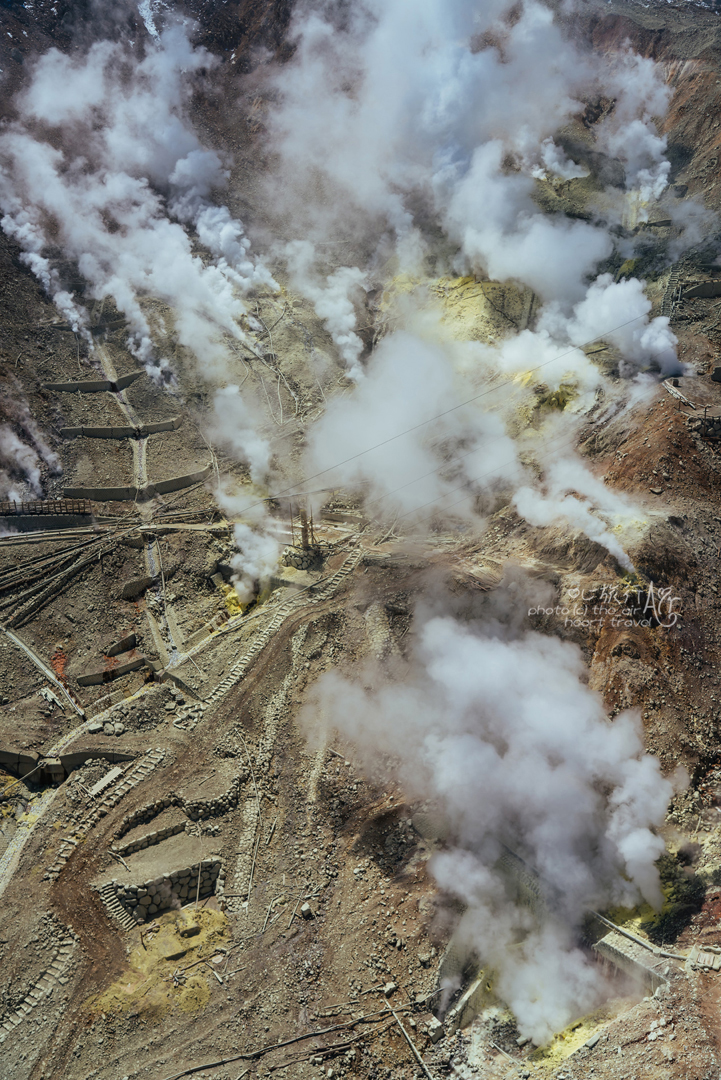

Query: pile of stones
left=698, top=416, right=721, bottom=439
left=87, top=718, right=126, bottom=736
left=281, top=545, right=328, bottom=571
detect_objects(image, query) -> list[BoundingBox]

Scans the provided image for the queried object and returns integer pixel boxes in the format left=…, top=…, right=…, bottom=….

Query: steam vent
left=8, top=1, right=721, bottom=1077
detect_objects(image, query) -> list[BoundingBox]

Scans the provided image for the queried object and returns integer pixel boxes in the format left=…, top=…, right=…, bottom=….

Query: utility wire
left=240, top=311, right=649, bottom=516
left=392, top=423, right=595, bottom=524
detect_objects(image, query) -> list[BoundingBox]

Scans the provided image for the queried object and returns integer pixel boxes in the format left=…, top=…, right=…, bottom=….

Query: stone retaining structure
left=113, top=819, right=187, bottom=857
left=282, top=545, right=327, bottom=570
left=0, top=932, right=77, bottom=1044
left=106, top=859, right=224, bottom=923
left=44, top=749, right=165, bottom=879
left=61, top=417, right=182, bottom=439
left=64, top=464, right=211, bottom=502
left=113, top=773, right=244, bottom=846
left=43, top=372, right=143, bottom=393
left=694, top=415, right=721, bottom=440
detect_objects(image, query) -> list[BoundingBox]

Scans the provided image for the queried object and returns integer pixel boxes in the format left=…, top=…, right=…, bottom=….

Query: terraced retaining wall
left=114, top=774, right=243, bottom=842
left=0, top=748, right=39, bottom=777
left=77, top=656, right=147, bottom=686
left=64, top=464, right=211, bottom=502
left=0, top=513, right=94, bottom=533
left=696, top=415, right=721, bottom=439
left=110, top=858, right=224, bottom=922
left=60, top=417, right=182, bottom=439
left=114, top=819, right=187, bottom=857
left=683, top=280, right=721, bottom=299
left=43, top=372, right=143, bottom=393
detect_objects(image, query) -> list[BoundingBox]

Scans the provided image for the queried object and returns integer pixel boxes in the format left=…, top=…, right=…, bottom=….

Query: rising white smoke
left=513, top=458, right=636, bottom=573
left=0, top=19, right=279, bottom=585
left=213, top=478, right=281, bottom=603
left=262, top=0, right=685, bottom=562
left=532, top=137, right=590, bottom=182
left=302, top=583, right=680, bottom=1042
left=209, top=384, right=273, bottom=486
left=0, top=381, right=62, bottom=500
left=0, top=426, right=45, bottom=501
left=285, top=240, right=367, bottom=380
left=304, top=309, right=641, bottom=567
left=539, top=274, right=680, bottom=377
left=263, top=0, right=686, bottom=302
left=0, top=23, right=276, bottom=380
left=595, top=51, right=673, bottom=206
left=229, top=522, right=280, bottom=604
left=304, top=321, right=524, bottom=525
left=441, top=140, right=614, bottom=304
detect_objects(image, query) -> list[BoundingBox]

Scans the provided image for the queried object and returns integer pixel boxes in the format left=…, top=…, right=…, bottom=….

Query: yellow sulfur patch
left=379, top=272, right=534, bottom=344
left=88, top=908, right=229, bottom=1023
left=617, top=258, right=639, bottom=280
left=531, top=997, right=638, bottom=1065
left=220, top=583, right=244, bottom=616
left=534, top=383, right=577, bottom=411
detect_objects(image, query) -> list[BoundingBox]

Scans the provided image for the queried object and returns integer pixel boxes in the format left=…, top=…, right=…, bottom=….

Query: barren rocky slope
left=5, top=2, right=721, bottom=1080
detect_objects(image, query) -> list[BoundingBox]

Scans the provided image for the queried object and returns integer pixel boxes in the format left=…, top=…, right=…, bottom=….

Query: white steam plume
left=539, top=274, right=681, bottom=378
left=595, top=52, right=672, bottom=205
left=303, top=585, right=680, bottom=1042
left=213, top=481, right=280, bottom=605
left=0, top=24, right=276, bottom=380
left=440, top=140, right=613, bottom=305
left=209, top=384, right=272, bottom=487
left=0, top=381, right=62, bottom=500
left=0, top=426, right=46, bottom=501
left=304, top=323, right=523, bottom=525
left=263, top=0, right=690, bottom=338
left=228, top=521, right=281, bottom=604
left=285, top=240, right=366, bottom=381
left=305, top=313, right=638, bottom=566
left=532, top=137, right=590, bottom=182
left=0, top=21, right=279, bottom=591
left=513, top=457, right=636, bottom=572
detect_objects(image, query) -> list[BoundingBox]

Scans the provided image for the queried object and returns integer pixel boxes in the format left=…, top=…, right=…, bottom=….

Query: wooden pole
left=386, top=999, right=435, bottom=1080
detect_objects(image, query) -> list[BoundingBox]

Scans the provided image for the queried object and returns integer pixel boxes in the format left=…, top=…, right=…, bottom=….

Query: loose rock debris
left=6, top=4, right=721, bottom=1080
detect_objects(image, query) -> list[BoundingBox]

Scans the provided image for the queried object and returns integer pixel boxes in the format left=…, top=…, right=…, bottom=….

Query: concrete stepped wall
left=0, top=513, right=92, bottom=533
left=0, top=748, right=39, bottom=777
left=43, top=371, right=143, bottom=393
left=77, top=655, right=146, bottom=686
left=59, top=749, right=136, bottom=771
left=61, top=417, right=182, bottom=439
left=683, top=280, right=721, bottom=299
left=64, top=464, right=211, bottom=502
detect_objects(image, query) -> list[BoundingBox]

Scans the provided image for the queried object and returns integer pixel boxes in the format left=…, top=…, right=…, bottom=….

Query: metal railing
left=0, top=499, right=92, bottom=516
